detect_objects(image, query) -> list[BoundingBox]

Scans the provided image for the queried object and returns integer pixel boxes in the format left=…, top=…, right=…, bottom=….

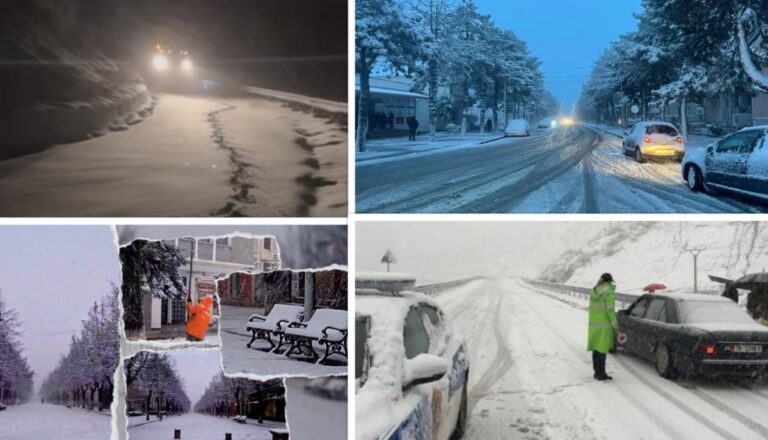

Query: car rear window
left=678, top=301, right=755, bottom=324
left=645, top=125, right=678, bottom=136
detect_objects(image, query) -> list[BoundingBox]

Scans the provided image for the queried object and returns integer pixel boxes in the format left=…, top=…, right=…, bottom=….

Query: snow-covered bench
left=246, top=304, right=304, bottom=352
left=233, top=415, right=247, bottom=423
left=284, top=308, right=347, bottom=364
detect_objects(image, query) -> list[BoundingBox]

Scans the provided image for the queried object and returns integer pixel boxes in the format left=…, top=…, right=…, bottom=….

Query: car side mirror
left=403, top=354, right=449, bottom=389
left=617, top=309, right=628, bottom=317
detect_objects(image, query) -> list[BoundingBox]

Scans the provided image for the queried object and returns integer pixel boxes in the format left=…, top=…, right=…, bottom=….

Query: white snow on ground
left=127, top=412, right=284, bottom=440
left=220, top=306, right=347, bottom=378
left=0, top=404, right=112, bottom=440
left=285, top=378, right=347, bottom=440
left=356, top=132, right=506, bottom=166
left=431, top=278, right=768, bottom=439
left=356, top=125, right=759, bottom=213
left=0, top=93, right=346, bottom=217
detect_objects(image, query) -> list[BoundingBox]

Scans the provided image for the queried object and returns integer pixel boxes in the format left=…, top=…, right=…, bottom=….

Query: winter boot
left=592, top=351, right=599, bottom=379
left=596, top=353, right=613, bottom=381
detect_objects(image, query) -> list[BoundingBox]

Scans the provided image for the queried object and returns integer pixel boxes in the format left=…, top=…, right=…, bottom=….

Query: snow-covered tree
left=194, top=373, right=284, bottom=423
left=120, top=239, right=187, bottom=332
left=0, top=291, right=34, bottom=404
left=39, top=288, right=119, bottom=411
left=124, top=352, right=190, bottom=419
left=356, top=0, right=423, bottom=151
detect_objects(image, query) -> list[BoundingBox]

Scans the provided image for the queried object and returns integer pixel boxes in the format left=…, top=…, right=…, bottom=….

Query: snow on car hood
left=687, top=322, right=768, bottom=333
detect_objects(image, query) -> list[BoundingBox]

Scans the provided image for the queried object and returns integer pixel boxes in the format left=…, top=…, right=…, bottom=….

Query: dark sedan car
left=617, top=293, right=768, bottom=379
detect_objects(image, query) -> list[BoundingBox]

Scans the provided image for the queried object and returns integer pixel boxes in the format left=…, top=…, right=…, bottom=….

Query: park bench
left=233, top=415, right=247, bottom=423
left=284, top=308, right=348, bottom=364
left=246, top=304, right=304, bottom=352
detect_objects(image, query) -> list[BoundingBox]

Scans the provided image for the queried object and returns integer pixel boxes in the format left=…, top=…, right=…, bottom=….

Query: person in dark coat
left=747, top=284, right=764, bottom=319
left=388, top=111, right=395, bottom=129
left=722, top=285, right=739, bottom=303
left=407, top=116, right=419, bottom=141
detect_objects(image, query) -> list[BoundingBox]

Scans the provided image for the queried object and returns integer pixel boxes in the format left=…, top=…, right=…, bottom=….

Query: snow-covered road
left=434, top=279, right=768, bottom=439
left=0, top=404, right=112, bottom=440
left=356, top=125, right=761, bottom=213
left=127, top=412, right=284, bottom=440
left=0, top=93, right=346, bottom=217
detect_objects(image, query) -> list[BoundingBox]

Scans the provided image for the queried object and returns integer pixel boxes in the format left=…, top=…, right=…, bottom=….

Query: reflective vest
left=587, top=282, right=618, bottom=353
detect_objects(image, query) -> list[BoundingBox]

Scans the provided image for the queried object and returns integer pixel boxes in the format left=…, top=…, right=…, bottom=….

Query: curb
left=588, top=125, right=623, bottom=139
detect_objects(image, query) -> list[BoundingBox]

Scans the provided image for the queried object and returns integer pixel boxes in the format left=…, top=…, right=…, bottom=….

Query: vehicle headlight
left=181, top=58, right=193, bottom=72
left=152, top=54, right=169, bottom=72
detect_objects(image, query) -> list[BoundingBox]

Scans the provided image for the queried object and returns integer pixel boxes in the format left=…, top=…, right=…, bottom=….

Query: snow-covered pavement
left=356, top=125, right=762, bottom=213
left=127, top=412, right=284, bottom=440
left=434, top=278, right=768, bottom=439
left=0, top=92, right=346, bottom=217
left=285, top=378, right=347, bottom=440
left=220, top=306, right=347, bottom=378
left=0, top=404, right=112, bottom=440
left=356, top=132, right=506, bottom=165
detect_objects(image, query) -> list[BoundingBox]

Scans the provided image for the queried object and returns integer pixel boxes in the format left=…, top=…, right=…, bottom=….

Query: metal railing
left=413, top=277, right=486, bottom=296
left=523, top=278, right=639, bottom=307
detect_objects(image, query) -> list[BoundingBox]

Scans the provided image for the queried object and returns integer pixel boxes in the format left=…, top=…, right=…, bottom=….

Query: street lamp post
left=685, top=247, right=706, bottom=293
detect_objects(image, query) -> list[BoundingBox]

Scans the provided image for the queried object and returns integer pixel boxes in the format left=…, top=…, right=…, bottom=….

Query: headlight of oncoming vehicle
left=181, top=58, right=194, bottom=72
left=152, top=54, right=169, bottom=72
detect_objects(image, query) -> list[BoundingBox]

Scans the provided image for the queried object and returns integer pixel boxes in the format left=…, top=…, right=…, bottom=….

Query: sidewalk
left=356, top=131, right=506, bottom=166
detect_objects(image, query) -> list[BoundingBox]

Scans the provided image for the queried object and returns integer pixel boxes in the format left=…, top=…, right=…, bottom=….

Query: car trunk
left=696, top=326, right=768, bottom=362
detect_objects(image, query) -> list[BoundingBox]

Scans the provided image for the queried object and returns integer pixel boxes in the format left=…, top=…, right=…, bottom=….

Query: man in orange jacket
left=185, top=295, right=214, bottom=341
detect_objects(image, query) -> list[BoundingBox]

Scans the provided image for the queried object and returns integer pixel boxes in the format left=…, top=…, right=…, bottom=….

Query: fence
left=523, top=278, right=639, bottom=308
left=413, top=277, right=486, bottom=296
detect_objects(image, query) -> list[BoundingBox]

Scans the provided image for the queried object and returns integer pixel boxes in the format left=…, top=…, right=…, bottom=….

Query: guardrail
left=242, top=86, right=346, bottom=122
left=523, top=278, right=639, bottom=306
left=414, top=277, right=486, bottom=295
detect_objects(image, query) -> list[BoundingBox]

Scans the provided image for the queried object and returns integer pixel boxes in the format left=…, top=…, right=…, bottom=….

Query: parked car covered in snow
left=537, top=117, right=557, bottom=128
left=623, top=121, right=685, bottom=162
left=681, top=126, right=768, bottom=200
left=504, top=119, right=530, bottom=137
left=616, top=293, right=768, bottom=379
left=356, top=272, right=469, bottom=440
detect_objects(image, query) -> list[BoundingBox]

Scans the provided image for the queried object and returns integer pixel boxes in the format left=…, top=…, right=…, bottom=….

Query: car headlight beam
left=181, top=58, right=193, bottom=72
left=152, top=54, right=169, bottom=72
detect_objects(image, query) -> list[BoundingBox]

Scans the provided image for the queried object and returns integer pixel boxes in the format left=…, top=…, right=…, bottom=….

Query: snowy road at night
left=0, top=93, right=346, bottom=217
left=356, top=125, right=761, bottom=213
left=127, top=412, right=285, bottom=440
left=434, top=279, right=768, bottom=439
left=0, top=404, right=112, bottom=440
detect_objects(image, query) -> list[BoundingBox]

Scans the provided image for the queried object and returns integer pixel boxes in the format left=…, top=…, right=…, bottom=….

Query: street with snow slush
left=436, top=279, right=768, bottom=440
left=0, top=92, right=346, bottom=217
left=356, top=125, right=764, bottom=214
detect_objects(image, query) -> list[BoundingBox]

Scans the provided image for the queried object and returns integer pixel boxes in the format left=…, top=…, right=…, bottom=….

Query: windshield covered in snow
left=645, top=125, right=678, bottom=136
left=678, top=301, right=754, bottom=324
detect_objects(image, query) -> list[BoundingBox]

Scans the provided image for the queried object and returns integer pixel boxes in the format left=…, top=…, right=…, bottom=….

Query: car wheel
left=686, top=165, right=704, bottom=192
left=451, top=377, right=468, bottom=439
left=655, top=343, right=676, bottom=379
left=634, top=147, right=644, bottom=163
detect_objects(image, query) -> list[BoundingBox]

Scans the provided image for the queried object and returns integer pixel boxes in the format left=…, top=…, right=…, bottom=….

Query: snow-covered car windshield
left=646, top=125, right=678, bottom=136
left=678, top=301, right=755, bottom=324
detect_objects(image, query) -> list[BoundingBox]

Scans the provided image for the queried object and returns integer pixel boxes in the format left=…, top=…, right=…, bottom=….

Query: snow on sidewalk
left=220, top=306, right=347, bottom=378
left=127, top=412, right=284, bottom=440
left=0, top=403, right=112, bottom=440
left=356, top=132, right=506, bottom=166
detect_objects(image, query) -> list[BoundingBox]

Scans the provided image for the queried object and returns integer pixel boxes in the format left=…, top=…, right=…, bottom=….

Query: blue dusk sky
left=476, top=0, right=643, bottom=111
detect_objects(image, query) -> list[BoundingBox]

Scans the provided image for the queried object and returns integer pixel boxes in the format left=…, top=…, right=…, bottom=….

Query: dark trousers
left=408, top=128, right=417, bottom=140
left=592, top=351, right=607, bottom=376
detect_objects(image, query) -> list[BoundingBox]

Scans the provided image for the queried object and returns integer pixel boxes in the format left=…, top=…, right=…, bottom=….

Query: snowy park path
left=0, top=404, right=112, bottom=440
left=433, top=278, right=768, bottom=439
left=127, top=412, right=284, bottom=440
left=356, top=125, right=761, bottom=213
left=0, top=93, right=346, bottom=217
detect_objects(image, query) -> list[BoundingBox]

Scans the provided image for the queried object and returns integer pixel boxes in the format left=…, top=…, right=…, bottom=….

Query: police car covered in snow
left=356, top=272, right=469, bottom=440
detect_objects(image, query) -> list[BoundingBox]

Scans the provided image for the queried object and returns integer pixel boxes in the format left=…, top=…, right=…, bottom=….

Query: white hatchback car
left=505, top=119, right=530, bottom=137
left=623, top=121, right=685, bottom=162
left=356, top=273, right=469, bottom=440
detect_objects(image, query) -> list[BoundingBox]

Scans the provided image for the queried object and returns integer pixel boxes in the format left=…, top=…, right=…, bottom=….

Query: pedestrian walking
left=588, top=273, right=620, bottom=381
left=388, top=111, right=395, bottom=129
left=185, top=295, right=214, bottom=341
left=407, top=116, right=419, bottom=141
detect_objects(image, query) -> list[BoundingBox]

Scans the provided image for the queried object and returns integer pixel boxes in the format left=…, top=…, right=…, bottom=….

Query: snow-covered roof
left=354, top=75, right=428, bottom=98
left=635, top=120, right=676, bottom=127
left=739, top=125, right=768, bottom=132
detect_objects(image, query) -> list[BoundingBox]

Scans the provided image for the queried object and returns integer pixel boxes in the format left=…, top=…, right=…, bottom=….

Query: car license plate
left=732, top=344, right=763, bottom=353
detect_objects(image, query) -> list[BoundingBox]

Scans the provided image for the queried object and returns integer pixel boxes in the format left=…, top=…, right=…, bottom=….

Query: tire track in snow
left=514, top=284, right=699, bottom=440
left=581, top=152, right=599, bottom=213
left=687, top=388, right=768, bottom=438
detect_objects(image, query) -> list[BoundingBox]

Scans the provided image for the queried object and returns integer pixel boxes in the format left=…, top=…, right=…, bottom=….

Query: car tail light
left=696, top=343, right=716, bottom=355
left=676, top=136, right=683, bottom=144
left=644, top=136, right=651, bottom=144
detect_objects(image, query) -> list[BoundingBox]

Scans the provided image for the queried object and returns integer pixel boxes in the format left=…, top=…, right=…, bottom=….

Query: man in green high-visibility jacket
left=588, top=273, right=619, bottom=381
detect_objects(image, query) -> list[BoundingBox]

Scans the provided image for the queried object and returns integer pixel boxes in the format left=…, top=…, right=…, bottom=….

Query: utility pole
left=685, top=247, right=706, bottom=293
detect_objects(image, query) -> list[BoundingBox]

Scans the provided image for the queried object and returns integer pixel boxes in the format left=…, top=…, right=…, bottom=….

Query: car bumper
left=678, top=356, right=768, bottom=377
left=640, top=145, right=684, bottom=157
